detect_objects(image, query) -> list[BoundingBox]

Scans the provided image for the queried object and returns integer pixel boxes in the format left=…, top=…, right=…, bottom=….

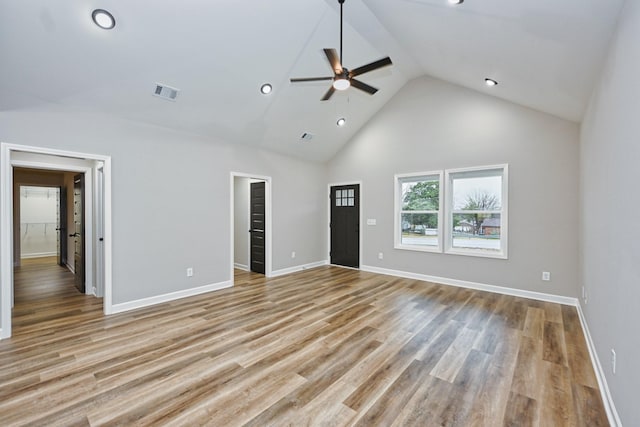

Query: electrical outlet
left=186, top=267, right=193, bottom=277
left=291, top=251, right=296, bottom=259
left=611, top=349, right=616, bottom=374
left=582, top=286, right=588, bottom=304
left=542, top=271, right=551, bottom=281
left=378, top=252, right=383, bottom=260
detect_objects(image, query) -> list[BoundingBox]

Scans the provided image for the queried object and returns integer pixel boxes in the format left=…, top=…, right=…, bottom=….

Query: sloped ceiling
left=0, top=0, right=625, bottom=162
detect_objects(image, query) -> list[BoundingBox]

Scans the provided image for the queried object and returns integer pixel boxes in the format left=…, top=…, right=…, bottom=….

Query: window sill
left=444, top=248, right=508, bottom=259
left=394, top=244, right=442, bottom=253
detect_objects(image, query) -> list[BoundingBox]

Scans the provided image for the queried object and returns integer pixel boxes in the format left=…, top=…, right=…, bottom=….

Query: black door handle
left=69, top=233, right=79, bottom=237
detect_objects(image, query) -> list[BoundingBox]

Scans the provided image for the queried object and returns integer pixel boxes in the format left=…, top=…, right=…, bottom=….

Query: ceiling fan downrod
left=339, top=0, right=345, bottom=67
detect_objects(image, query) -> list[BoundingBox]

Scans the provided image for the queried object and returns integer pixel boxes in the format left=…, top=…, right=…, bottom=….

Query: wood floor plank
left=0, top=258, right=610, bottom=426
left=572, top=383, right=610, bottom=427
left=503, top=391, right=539, bottom=427
left=523, top=306, right=545, bottom=340
left=540, top=361, right=576, bottom=427
left=430, top=326, right=479, bottom=382
left=511, top=335, right=543, bottom=400
left=543, top=321, right=568, bottom=366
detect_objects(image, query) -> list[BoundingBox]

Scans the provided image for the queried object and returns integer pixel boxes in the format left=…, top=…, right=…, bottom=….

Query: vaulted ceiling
left=0, top=0, right=625, bottom=162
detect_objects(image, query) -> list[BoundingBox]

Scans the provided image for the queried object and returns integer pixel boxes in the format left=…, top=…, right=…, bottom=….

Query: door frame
left=95, top=165, right=105, bottom=298
left=327, top=181, right=363, bottom=269
left=230, top=172, right=272, bottom=282
left=1, top=143, right=113, bottom=339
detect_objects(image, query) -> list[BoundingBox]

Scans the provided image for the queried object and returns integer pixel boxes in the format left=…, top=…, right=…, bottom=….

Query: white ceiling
left=0, top=0, right=625, bottom=162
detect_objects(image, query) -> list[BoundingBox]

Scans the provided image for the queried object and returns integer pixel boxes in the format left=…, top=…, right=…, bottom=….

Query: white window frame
left=444, top=164, right=508, bottom=259
left=394, top=171, right=444, bottom=253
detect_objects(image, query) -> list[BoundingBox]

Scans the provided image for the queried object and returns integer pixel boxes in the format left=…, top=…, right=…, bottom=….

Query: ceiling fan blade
left=290, top=76, right=334, bottom=83
left=324, top=48, right=342, bottom=73
left=321, top=86, right=336, bottom=101
left=350, top=57, right=393, bottom=77
left=350, top=78, right=378, bottom=95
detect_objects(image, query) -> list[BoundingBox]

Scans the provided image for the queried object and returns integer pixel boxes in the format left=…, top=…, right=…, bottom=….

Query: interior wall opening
left=230, top=172, right=272, bottom=283
left=1, top=144, right=112, bottom=339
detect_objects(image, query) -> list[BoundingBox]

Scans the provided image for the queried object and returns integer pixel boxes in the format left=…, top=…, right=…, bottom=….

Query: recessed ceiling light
left=448, top=0, right=464, bottom=4
left=92, top=9, right=115, bottom=30
left=485, top=78, right=498, bottom=87
left=260, top=83, right=272, bottom=95
left=336, top=118, right=346, bottom=127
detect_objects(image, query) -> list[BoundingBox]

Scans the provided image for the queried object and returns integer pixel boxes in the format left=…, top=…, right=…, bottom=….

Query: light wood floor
left=0, top=258, right=608, bottom=426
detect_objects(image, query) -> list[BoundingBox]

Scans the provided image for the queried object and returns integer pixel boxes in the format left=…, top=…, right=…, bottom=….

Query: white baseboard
left=21, top=252, right=57, bottom=259
left=271, top=260, right=328, bottom=277
left=111, top=280, right=232, bottom=314
left=575, top=303, right=622, bottom=427
left=360, top=265, right=578, bottom=306
left=234, top=263, right=249, bottom=271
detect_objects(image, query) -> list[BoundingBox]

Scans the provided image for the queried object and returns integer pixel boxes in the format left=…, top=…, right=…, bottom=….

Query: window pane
left=452, top=174, right=502, bottom=210
left=401, top=179, right=439, bottom=211
left=336, top=198, right=342, bottom=207
left=348, top=197, right=354, bottom=206
left=336, top=190, right=342, bottom=198
left=348, top=189, right=354, bottom=197
left=401, top=213, right=438, bottom=246
left=452, top=213, right=501, bottom=251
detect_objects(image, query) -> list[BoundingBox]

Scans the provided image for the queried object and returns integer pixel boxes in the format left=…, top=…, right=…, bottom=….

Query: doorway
left=330, top=183, right=360, bottom=268
left=230, top=173, right=272, bottom=281
left=1, top=143, right=112, bottom=339
left=18, top=185, right=60, bottom=262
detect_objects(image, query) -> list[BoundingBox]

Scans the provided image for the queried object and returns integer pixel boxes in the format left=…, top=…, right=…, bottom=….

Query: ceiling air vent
left=300, top=132, right=313, bottom=142
left=153, top=83, right=179, bottom=101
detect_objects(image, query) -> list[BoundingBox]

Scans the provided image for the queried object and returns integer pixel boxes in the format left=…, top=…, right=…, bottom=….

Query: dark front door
left=57, top=186, right=67, bottom=267
left=250, top=182, right=266, bottom=274
left=72, top=174, right=85, bottom=293
left=330, top=184, right=359, bottom=268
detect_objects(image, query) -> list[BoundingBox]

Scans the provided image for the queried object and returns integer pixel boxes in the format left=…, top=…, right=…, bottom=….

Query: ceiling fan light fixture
left=333, top=78, right=351, bottom=91
left=260, top=83, right=273, bottom=95
left=92, top=9, right=115, bottom=29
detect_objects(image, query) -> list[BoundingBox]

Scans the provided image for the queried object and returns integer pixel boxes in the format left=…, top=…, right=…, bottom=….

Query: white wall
left=327, top=76, right=580, bottom=297
left=20, top=186, right=58, bottom=257
left=0, top=111, right=327, bottom=305
left=580, top=0, right=640, bottom=424
left=233, top=176, right=249, bottom=269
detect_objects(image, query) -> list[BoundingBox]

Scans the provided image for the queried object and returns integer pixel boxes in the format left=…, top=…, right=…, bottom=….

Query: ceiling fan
left=290, top=0, right=393, bottom=101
